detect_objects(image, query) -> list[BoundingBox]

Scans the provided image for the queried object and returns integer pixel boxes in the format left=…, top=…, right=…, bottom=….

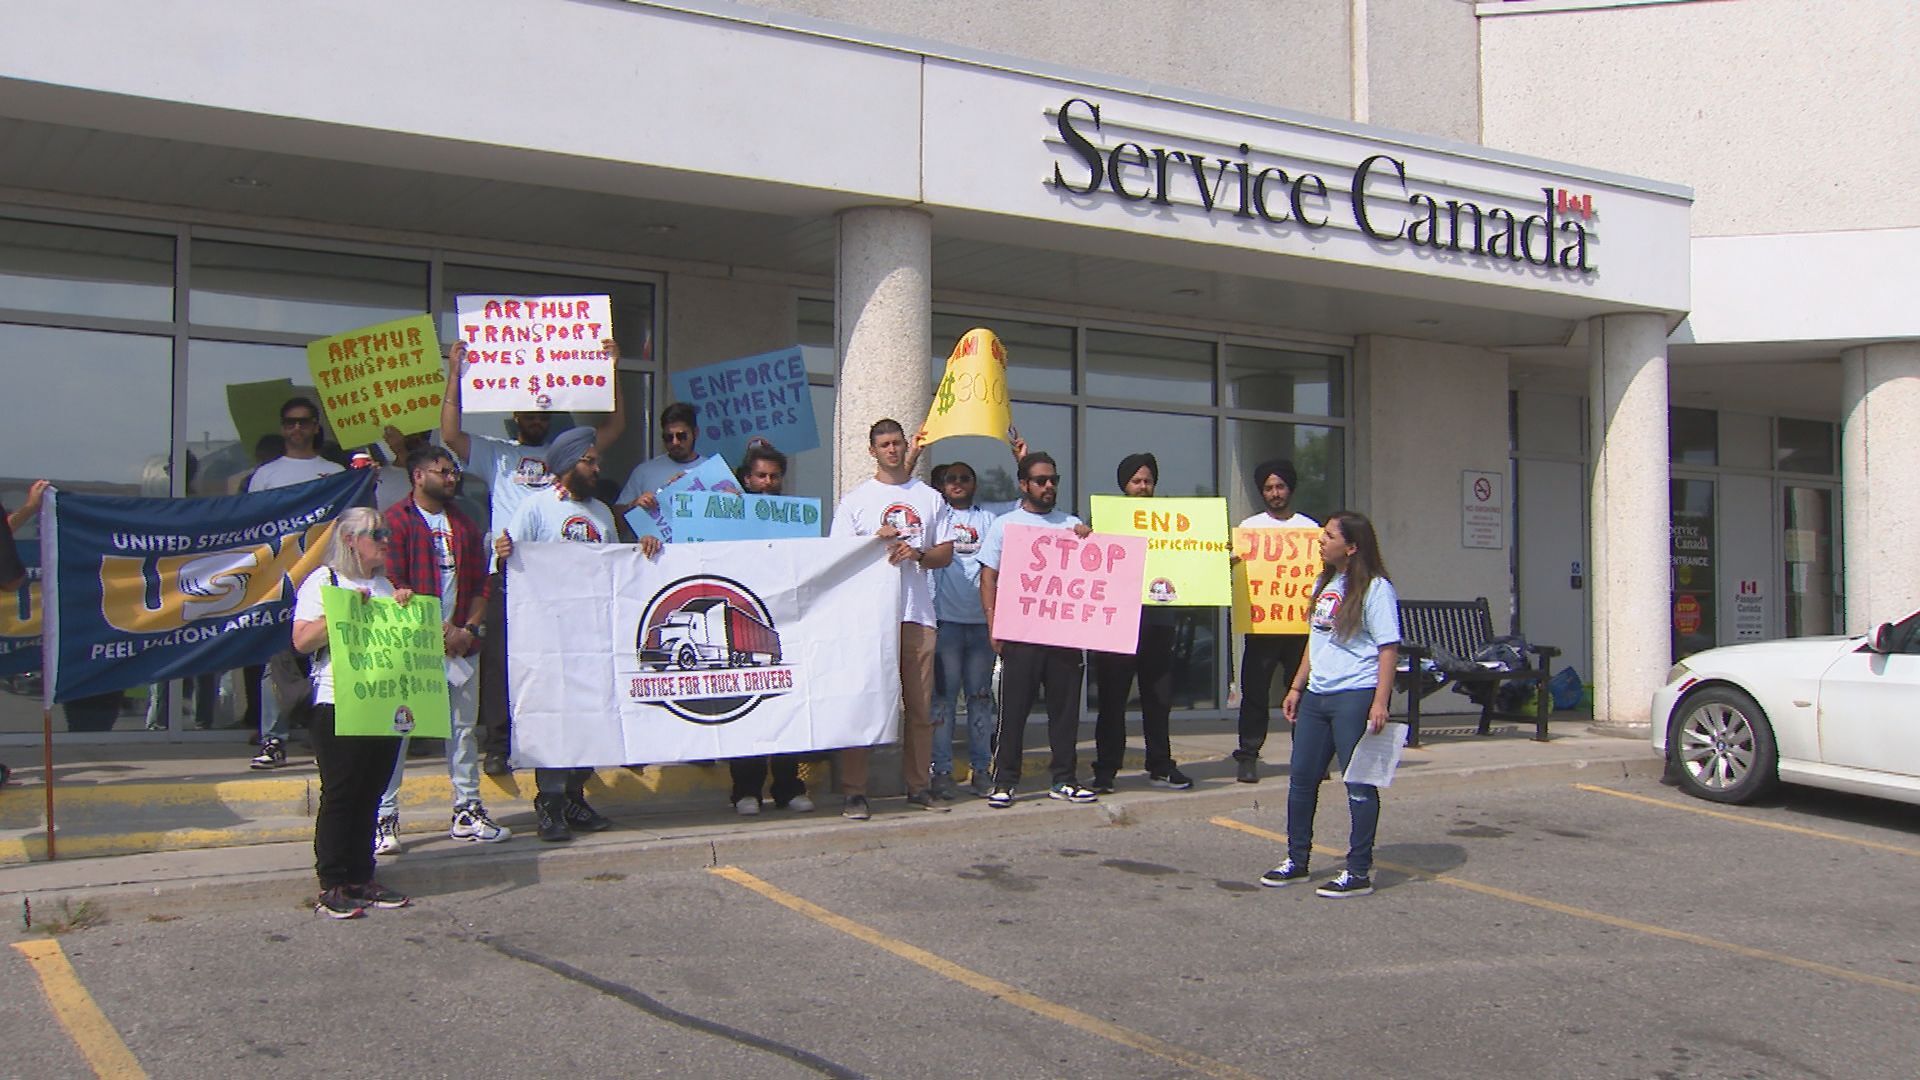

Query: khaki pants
left=839, top=622, right=937, bottom=798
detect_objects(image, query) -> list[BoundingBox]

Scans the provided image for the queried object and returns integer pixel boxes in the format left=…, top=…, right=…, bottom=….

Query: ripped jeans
left=1285, top=687, right=1381, bottom=877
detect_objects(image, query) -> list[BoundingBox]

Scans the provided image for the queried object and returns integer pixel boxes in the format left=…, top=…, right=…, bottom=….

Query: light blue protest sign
left=669, top=492, right=823, bottom=542
left=622, top=455, right=740, bottom=543
left=671, top=347, right=819, bottom=466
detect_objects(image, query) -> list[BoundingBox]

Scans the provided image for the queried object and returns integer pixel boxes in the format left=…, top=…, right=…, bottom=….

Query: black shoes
left=534, top=794, right=572, bottom=842
left=1235, top=757, right=1260, bottom=784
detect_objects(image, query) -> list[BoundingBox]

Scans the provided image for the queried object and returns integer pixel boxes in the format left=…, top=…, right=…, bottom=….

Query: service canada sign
left=1046, top=97, right=1596, bottom=274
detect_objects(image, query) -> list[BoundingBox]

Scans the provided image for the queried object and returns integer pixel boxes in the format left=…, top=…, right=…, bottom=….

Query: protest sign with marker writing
left=456, top=295, right=613, bottom=412
left=1089, top=495, right=1230, bottom=606
left=306, top=315, right=443, bottom=447
left=1231, top=527, right=1322, bottom=634
left=323, top=588, right=451, bottom=738
left=991, top=524, right=1145, bottom=654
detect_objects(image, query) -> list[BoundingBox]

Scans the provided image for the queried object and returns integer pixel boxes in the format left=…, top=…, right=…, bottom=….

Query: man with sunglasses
left=246, top=397, right=346, bottom=769
left=977, top=452, right=1100, bottom=808
left=615, top=402, right=706, bottom=516
left=373, top=445, right=509, bottom=853
left=440, top=338, right=626, bottom=776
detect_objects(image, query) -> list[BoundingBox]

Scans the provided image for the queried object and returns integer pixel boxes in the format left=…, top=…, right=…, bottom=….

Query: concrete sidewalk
left=0, top=711, right=1659, bottom=922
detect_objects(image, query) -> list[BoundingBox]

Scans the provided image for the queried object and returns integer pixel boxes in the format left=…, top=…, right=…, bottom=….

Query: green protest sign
left=322, top=586, right=451, bottom=738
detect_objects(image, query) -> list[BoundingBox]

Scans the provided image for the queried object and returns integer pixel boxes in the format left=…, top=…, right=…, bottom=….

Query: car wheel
left=1670, top=685, right=1778, bottom=804
left=676, top=645, right=700, bottom=671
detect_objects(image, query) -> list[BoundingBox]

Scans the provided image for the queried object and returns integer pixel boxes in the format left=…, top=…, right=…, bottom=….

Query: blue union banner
left=42, top=470, right=373, bottom=703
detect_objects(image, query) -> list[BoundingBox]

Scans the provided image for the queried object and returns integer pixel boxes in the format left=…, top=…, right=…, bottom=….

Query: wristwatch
left=464, top=623, right=486, bottom=639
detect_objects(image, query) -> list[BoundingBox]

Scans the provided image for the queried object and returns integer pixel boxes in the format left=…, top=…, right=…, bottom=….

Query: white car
left=1651, top=615, right=1920, bottom=807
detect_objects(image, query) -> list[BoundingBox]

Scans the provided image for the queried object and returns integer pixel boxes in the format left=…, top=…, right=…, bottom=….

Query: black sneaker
left=1235, top=757, right=1259, bottom=784
left=1259, top=858, right=1309, bottom=887
left=1048, top=782, right=1098, bottom=804
left=250, top=737, right=288, bottom=770
left=534, top=795, right=573, bottom=842
left=1088, top=773, right=1117, bottom=795
left=314, top=887, right=367, bottom=920
left=482, top=751, right=512, bottom=776
left=348, top=880, right=412, bottom=909
left=564, top=797, right=613, bottom=832
left=1148, top=766, right=1194, bottom=790
left=841, top=795, right=872, bottom=821
left=904, top=790, right=950, bottom=813
left=1315, top=871, right=1374, bottom=898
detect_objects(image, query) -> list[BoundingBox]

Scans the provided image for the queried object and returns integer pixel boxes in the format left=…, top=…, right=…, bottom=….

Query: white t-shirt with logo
left=933, top=501, right=1014, bottom=625
left=1305, top=572, right=1401, bottom=694
left=415, top=507, right=460, bottom=609
left=293, top=569, right=394, bottom=705
left=1237, top=511, right=1319, bottom=530
left=247, top=455, right=344, bottom=493
left=463, top=434, right=554, bottom=544
left=831, top=477, right=952, bottom=629
left=618, top=452, right=708, bottom=506
left=506, top=487, right=616, bottom=547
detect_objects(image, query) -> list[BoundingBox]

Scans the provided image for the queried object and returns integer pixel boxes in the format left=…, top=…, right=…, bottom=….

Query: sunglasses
left=362, top=528, right=392, bottom=541
left=281, top=415, right=319, bottom=427
left=944, top=474, right=977, bottom=484
left=663, top=430, right=694, bottom=444
left=1024, top=475, right=1060, bottom=486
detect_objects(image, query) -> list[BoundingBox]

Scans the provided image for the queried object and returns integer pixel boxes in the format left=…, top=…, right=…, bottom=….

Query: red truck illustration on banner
left=641, top=596, right=782, bottom=671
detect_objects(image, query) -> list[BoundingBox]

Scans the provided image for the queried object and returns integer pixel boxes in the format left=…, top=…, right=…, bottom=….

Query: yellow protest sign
left=923, top=328, right=1011, bottom=444
left=1232, top=527, right=1322, bottom=634
left=306, top=314, right=444, bottom=448
left=1089, top=496, right=1231, bottom=606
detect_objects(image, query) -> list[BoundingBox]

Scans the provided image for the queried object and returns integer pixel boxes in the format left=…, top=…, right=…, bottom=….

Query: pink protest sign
left=991, top=524, right=1146, bottom=654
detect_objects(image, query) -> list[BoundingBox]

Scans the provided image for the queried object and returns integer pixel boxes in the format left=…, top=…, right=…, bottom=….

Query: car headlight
left=1664, top=662, right=1691, bottom=685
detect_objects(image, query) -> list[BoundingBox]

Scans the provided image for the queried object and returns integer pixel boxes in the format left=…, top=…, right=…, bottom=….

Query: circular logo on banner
left=633, top=575, right=792, bottom=725
left=1147, top=577, right=1178, bottom=604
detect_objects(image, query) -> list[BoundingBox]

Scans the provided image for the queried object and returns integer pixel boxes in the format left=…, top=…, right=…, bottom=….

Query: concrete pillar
left=1587, top=313, right=1670, bottom=738
left=1840, top=341, right=1920, bottom=633
left=832, top=206, right=932, bottom=501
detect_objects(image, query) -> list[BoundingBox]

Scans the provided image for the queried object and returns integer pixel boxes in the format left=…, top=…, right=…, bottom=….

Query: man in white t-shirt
left=494, top=426, right=654, bottom=842
left=1234, top=459, right=1319, bottom=784
left=615, top=401, right=707, bottom=516
left=440, top=338, right=627, bottom=777
left=829, top=418, right=956, bottom=821
left=246, top=396, right=346, bottom=770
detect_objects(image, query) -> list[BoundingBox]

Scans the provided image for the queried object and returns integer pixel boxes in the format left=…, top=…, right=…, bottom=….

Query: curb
left=0, top=749, right=1659, bottom=929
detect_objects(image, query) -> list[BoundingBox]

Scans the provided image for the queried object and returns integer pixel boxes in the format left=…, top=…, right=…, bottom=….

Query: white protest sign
left=455, top=294, right=614, bottom=412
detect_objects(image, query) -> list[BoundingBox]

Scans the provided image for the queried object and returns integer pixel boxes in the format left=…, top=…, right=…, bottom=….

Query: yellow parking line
left=1208, top=816, right=1920, bottom=999
left=1574, top=783, right=1920, bottom=858
left=11, top=939, right=148, bottom=1079
left=709, top=865, right=1260, bottom=1080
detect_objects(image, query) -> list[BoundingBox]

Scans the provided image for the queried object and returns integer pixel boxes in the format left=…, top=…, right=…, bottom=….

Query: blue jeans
left=933, top=621, right=994, bottom=775
left=1286, top=688, right=1381, bottom=877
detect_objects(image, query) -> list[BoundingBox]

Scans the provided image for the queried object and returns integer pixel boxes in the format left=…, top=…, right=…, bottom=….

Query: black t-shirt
left=0, top=502, right=24, bottom=590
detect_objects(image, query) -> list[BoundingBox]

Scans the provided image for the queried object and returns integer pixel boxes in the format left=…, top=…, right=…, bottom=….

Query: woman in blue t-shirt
left=1261, top=511, right=1400, bottom=898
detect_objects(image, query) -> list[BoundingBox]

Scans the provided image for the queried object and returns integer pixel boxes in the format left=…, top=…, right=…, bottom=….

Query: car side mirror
left=1872, top=623, right=1898, bottom=654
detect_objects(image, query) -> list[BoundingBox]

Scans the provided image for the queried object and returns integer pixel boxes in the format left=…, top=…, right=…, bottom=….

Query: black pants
left=1237, top=634, right=1307, bottom=760
left=310, top=703, right=402, bottom=890
left=992, top=642, right=1084, bottom=788
left=477, top=570, right=510, bottom=758
left=1092, top=621, right=1176, bottom=777
left=729, top=755, right=807, bottom=805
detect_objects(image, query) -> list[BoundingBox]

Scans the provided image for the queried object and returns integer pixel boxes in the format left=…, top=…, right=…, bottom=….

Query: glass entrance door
left=1783, top=486, right=1839, bottom=636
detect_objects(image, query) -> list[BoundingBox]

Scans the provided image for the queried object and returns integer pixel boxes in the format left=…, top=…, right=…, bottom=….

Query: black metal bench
left=1395, top=597, right=1559, bottom=747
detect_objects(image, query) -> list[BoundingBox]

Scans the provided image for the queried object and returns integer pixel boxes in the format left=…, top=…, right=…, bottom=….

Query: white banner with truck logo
left=505, top=537, right=901, bottom=767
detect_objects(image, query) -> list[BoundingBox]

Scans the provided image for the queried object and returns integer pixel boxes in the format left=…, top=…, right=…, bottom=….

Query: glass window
left=1085, top=409, right=1216, bottom=502
left=190, top=240, right=425, bottom=335
left=1719, top=411, right=1770, bottom=471
left=1225, top=343, right=1343, bottom=417
left=1224, top=419, right=1344, bottom=524
left=0, top=218, right=174, bottom=322
left=1783, top=486, right=1838, bottom=635
left=932, top=313, right=1073, bottom=396
left=3, top=324, right=172, bottom=495
left=1086, top=329, right=1212, bottom=405
left=925, top=435, right=1021, bottom=507
left=1010, top=402, right=1076, bottom=514
left=181, top=340, right=329, bottom=497
left=1669, top=407, right=1718, bottom=466
left=1776, top=417, right=1835, bottom=475
left=798, top=298, right=836, bottom=376
left=1670, top=478, right=1716, bottom=659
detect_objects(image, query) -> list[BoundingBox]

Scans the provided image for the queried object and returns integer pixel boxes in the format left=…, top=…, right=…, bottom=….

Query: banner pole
left=41, top=706, right=56, bottom=861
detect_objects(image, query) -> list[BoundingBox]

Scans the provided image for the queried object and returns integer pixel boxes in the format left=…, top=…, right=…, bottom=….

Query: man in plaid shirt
left=376, top=444, right=510, bottom=849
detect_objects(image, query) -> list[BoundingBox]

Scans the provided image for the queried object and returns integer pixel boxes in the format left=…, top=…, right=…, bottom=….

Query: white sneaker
left=783, top=794, right=816, bottom=813
left=735, top=795, right=761, bottom=816
left=450, top=803, right=512, bottom=843
left=373, top=813, right=401, bottom=855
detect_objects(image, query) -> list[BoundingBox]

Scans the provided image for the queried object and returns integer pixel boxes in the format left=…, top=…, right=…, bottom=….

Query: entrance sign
left=1462, top=469, right=1504, bottom=550
left=1232, top=528, right=1322, bottom=635
left=321, top=588, right=451, bottom=739
left=990, top=523, right=1145, bottom=653
left=455, top=295, right=614, bottom=413
left=505, top=537, right=900, bottom=766
left=1088, top=496, right=1230, bottom=606
left=922, top=328, right=1012, bottom=445
left=306, top=315, right=444, bottom=447
left=671, top=347, right=819, bottom=465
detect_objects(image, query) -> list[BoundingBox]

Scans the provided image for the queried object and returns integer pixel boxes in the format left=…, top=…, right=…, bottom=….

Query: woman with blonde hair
left=1262, top=511, right=1400, bottom=898
left=292, top=506, right=415, bottom=918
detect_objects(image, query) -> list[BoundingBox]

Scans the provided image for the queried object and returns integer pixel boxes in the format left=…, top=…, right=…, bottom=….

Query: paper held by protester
left=1340, top=722, right=1409, bottom=788
left=922, top=328, right=1012, bottom=445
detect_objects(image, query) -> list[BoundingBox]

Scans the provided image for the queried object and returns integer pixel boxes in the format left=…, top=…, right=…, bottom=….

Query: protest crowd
left=7, top=311, right=1404, bottom=919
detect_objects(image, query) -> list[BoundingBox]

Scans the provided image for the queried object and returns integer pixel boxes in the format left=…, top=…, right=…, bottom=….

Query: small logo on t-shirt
left=561, top=516, right=604, bottom=543
left=881, top=503, right=923, bottom=540
left=951, top=522, right=981, bottom=557
left=1310, top=588, right=1343, bottom=632
left=513, top=456, right=553, bottom=489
